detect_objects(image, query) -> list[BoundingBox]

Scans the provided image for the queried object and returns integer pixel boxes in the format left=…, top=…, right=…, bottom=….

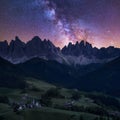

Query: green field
left=0, top=104, right=104, bottom=120
left=0, top=78, right=119, bottom=120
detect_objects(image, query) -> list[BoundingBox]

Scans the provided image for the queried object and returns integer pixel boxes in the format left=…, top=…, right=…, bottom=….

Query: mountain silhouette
left=0, top=37, right=120, bottom=65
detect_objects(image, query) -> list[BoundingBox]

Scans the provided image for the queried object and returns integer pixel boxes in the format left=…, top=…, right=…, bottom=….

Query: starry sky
left=0, top=0, right=120, bottom=48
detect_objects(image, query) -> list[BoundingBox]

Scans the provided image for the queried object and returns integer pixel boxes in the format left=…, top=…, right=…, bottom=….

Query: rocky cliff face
left=0, top=40, right=8, bottom=57
left=62, top=40, right=120, bottom=59
left=8, top=37, right=25, bottom=60
left=62, top=41, right=120, bottom=65
left=0, top=36, right=63, bottom=64
left=0, top=37, right=120, bottom=65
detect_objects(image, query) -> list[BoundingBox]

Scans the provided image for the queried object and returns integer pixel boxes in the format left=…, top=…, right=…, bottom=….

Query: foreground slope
left=18, top=57, right=120, bottom=96
left=0, top=78, right=119, bottom=120
left=18, top=58, right=77, bottom=87
left=76, top=57, right=120, bottom=96
left=0, top=57, right=26, bottom=88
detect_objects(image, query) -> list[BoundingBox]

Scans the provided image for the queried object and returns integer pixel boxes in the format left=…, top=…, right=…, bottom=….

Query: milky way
left=0, top=0, right=120, bottom=48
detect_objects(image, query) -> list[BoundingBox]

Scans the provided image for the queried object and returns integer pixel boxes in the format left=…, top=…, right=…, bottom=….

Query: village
left=11, top=93, right=76, bottom=113
left=12, top=94, right=41, bottom=112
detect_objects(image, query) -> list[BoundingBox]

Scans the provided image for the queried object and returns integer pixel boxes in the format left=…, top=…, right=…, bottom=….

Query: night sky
left=0, top=0, right=120, bottom=48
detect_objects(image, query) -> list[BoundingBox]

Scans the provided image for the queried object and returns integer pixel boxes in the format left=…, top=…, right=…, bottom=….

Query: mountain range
left=0, top=36, right=120, bottom=97
left=0, top=55, right=120, bottom=97
left=0, top=36, right=120, bottom=65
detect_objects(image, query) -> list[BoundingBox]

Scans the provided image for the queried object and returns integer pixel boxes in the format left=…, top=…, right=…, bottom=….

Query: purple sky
left=0, top=0, right=120, bottom=48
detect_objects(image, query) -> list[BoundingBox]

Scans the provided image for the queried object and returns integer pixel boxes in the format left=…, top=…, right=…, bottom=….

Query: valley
left=0, top=38, right=120, bottom=120
left=0, top=78, right=120, bottom=120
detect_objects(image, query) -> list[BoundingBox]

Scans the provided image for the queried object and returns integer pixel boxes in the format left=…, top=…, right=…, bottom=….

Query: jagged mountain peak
left=64, top=40, right=92, bottom=48
left=0, top=40, right=8, bottom=45
left=0, top=40, right=9, bottom=57
left=15, top=36, right=21, bottom=41
left=0, top=36, right=120, bottom=65
left=26, top=36, right=59, bottom=53
left=10, top=36, right=25, bottom=47
left=0, top=40, right=8, bottom=49
left=62, top=40, right=93, bottom=57
left=31, top=36, right=42, bottom=42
